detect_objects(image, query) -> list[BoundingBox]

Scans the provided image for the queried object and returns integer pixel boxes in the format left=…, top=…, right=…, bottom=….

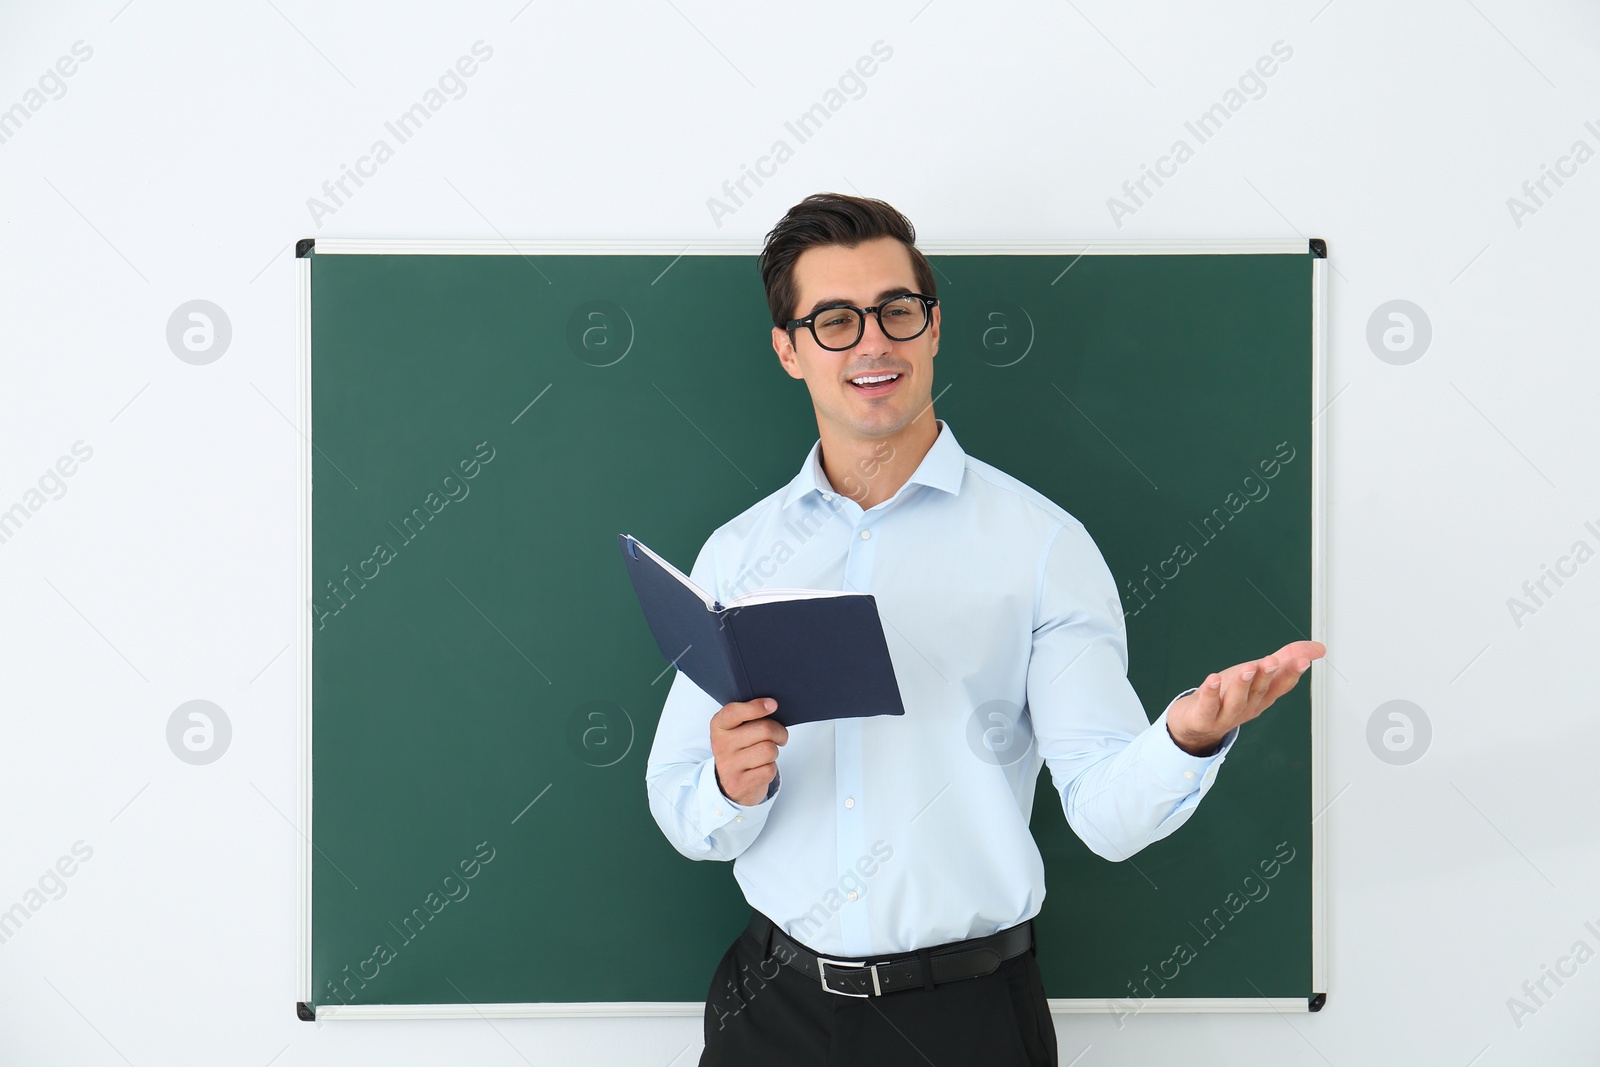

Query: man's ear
left=773, top=326, right=805, bottom=380
left=929, top=303, right=940, bottom=358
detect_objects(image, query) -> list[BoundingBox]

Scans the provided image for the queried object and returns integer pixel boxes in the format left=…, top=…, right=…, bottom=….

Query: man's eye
left=819, top=314, right=851, bottom=328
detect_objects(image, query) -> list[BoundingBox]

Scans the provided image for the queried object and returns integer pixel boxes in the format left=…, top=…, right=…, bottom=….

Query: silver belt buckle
left=816, top=957, right=882, bottom=998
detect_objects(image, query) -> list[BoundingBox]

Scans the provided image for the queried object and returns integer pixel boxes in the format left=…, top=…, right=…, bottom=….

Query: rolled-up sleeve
left=644, top=531, right=781, bottom=862
left=1025, top=520, right=1238, bottom=862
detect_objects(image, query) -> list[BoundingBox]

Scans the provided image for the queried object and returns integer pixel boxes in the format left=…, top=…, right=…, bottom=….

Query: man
left=645, top=192, right=1325, bottom=1066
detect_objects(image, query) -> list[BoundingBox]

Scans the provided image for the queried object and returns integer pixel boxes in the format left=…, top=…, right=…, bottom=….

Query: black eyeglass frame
left=784, top=293, right=940, bottom=352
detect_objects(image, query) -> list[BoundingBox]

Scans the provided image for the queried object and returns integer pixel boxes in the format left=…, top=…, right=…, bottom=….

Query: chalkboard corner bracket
left=1308, top=992, right=1327, bottom=1012
left=296, top=1001, right=316, bottom=1022
left=296, top=238, right=316, bottom=259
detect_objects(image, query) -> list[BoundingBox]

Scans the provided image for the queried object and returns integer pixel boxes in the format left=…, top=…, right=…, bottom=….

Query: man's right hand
left=711, top=698, right=788, bottom=807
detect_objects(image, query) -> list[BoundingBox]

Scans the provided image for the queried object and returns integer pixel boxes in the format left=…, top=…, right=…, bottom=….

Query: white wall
left=2, top=0, right=1597, bottom=1063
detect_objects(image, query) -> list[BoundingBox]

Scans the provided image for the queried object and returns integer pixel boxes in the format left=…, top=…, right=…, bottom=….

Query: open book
left=618, top=533, right=906, bottom=727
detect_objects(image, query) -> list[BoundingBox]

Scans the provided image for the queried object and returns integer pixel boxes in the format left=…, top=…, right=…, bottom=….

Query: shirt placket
left=832, top=491, right=877, bottom=956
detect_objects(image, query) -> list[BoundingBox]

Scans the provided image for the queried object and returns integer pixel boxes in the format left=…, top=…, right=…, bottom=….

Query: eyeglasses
left=786, top=293, right=938, bottom=352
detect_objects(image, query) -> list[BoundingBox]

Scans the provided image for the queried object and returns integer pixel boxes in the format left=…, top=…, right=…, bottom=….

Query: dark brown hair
left=758, top=192, right=937, bottom=330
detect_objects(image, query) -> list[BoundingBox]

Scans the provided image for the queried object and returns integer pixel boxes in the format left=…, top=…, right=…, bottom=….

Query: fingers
left=1218, top=658, right=1274, bottom=721
left=1218, top=665, right=1253, bottom=720
left=711, top=701, right=788, bottom=757
left=1277, top=640, right=1326, bottom=667
left=1228, top=651, right=1314, bottom=719
left=725, top=711, right=787, bottom=750
left=1201, top=642, right=1325, bottom=739
left=711, top=699, right=787, bottom=807
left=736, top=762, right=779, bottom=801
left=716, top=758, right=777, bottom=808
left=1249, top=659, right=1277, bottom=703
left=1264, top=654, right=1313, bottom=702
left=711, top=697, right=781, bottom=732
left=728, top=738, right=783, bottom=773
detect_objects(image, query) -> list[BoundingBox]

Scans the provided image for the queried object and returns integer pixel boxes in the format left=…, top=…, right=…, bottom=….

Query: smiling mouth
left=847, top=371, right=903, bottom=395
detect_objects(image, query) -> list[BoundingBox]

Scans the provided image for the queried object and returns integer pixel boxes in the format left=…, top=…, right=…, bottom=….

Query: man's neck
left=817, top=413, right=941, bottom=511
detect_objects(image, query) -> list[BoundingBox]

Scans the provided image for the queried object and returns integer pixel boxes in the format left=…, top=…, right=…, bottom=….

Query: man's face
left=772, top=236, right=939, bottom=442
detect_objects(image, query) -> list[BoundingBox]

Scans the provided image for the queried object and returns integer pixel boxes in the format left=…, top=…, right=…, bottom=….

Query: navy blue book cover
left=618, top=534, right=906, bottom=727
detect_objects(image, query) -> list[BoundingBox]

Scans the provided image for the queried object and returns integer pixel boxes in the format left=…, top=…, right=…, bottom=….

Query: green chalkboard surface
left=298, top=240, right=1325, bottom=1016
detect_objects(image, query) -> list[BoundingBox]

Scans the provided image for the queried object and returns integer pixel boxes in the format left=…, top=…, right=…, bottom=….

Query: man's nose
left=855, top=311, right=894, bottom=353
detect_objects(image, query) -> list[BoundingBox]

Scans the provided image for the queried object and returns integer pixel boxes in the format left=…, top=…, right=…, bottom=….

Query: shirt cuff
left=698, top=757, right=779, bottom=834
left=1144, top=687, right=1240, bottom=793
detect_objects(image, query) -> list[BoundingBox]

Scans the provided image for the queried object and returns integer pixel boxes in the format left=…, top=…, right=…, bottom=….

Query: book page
left=624, top=535, right=715, bottom=610
left=724, top=587, right=859, bottom=608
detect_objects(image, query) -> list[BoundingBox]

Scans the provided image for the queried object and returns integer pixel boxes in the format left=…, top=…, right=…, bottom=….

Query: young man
left=645, top=193, right=1325, bottom=1066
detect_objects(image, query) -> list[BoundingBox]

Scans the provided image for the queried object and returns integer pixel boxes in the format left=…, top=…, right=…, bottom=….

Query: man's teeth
left=850, top=374, right=900, bottom=385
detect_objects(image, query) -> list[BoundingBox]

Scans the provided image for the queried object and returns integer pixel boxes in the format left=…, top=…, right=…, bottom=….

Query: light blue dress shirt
left=645, top=419, right=1239, bottom=958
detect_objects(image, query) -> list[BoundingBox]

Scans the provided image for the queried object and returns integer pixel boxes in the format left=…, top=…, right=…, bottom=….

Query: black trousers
left=699, top=912, right=1058, bottom=1067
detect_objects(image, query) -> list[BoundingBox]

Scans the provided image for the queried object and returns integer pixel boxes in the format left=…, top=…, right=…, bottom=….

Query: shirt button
left=823, top=493, right=833, bottom=501
left=859, top=530, right=871, bottom=540
left=715, top=807, right=725, bottom=815
left=1183, top=771, right=1196, bottom=780
left=846, top=891, right=858, bottom=901
left=734, top=815, right=744, bottom=823
left=844, top=797, right=855, bottom=809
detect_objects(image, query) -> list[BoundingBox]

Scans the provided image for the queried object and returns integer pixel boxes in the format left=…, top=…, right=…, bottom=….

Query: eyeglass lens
left=813, top=296, right=928, bottom=350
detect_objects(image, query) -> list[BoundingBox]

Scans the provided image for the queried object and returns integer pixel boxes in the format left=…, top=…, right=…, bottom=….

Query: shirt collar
left=780, top=419, right=966, bottom=509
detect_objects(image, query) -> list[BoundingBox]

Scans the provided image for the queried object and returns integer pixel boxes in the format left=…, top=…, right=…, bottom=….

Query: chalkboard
left=294, top=238, right=1327, bottom=1019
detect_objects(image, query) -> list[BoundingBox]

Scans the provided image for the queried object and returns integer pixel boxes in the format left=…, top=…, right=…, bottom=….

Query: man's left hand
left=1166, top=640, right=1327, bottom=756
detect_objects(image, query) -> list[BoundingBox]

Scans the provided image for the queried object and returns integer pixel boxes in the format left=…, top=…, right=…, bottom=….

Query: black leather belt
left=749, top=911, right=1034, bottom=998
